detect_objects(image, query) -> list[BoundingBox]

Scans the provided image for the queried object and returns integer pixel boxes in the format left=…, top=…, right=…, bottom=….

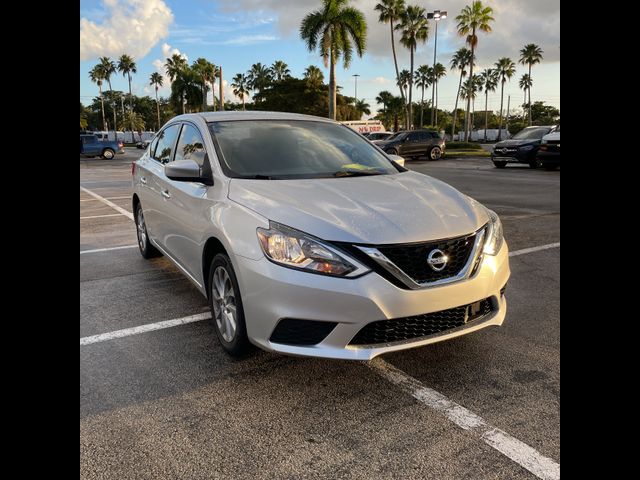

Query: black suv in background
left=491, top=126, right=556, bottom=168
left=373, top=130, right=445, bottom=160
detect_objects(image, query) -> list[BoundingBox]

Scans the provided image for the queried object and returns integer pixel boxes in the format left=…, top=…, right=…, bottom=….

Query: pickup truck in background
left=80, top=134, right=125, bottom=159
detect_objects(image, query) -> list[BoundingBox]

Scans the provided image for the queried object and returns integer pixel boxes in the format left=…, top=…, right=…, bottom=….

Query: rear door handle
left=161, top=189, right=171, bottom=199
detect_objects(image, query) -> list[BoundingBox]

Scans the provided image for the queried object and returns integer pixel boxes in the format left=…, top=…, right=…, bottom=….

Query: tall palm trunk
left=435, top=80, right=439, bottom=126
left=408, top=47, right=414, bottom=130
left=484, top=89, right=489, bottom=142
left=155, top=87, right=160, bottom=131
left=98, top=84, right=106, bottom=131
left=329, top=49, right=337, bottom=120
left=242, top=95, right=245, bottom=110
left=420, top=85, right=425, bottom=127
left=181, top=90, right=185, bottom=114
left=527, top=63, right=532, bottom=125
left=127, top=73, right=135, bottom=141
left=389, top=21, right=409, bottom=129
left=107, top=79, right=117, bottom=141
left=451, top=71, right=464, bottom=140
left=464, top=29, right=476, bottom=141
left=497, top=80, right=505, bottom=141
left=202, top=82, right=206, bottom=111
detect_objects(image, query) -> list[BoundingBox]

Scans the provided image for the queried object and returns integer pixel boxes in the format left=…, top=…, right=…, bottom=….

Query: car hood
left=228, top=171, right=488, bottom=244
left=494, top=139, right=539, bottom=148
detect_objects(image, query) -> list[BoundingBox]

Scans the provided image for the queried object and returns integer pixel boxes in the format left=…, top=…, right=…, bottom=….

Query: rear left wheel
left=529, top=157, right=543, bottom=169
left=208, top=254, right=251, bottom=357
left=135, top=203, right=161, bottom=259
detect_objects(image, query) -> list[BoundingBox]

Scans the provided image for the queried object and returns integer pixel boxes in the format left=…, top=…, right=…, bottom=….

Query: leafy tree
left=270, top=60, right=291, bottom=81
left=495, top=57, right=516, bottom=140
left=247, top=62, right=273, bottom=95
left=519, top=74, right=532, bottom=113
left=455, top=1, right=494, bottom=140
left=192, top=58, right=216, bottom=111
left=117, top=54, right=137, bottom=138
left=396, top=4, right=429, bottom=129
left=89, top=65, right=107, bottom=131
left=355, top=99, right=371, bottom=117
left=300, top=0, right=367, bottom=120
left=117, top=112, right=145, bottom=140
left=449, top=47, right=473, bottom=139
left=231, top=73, right=250, bottom=110
left=169, top=67, right=203, bottom=113
left=165, top=54, right=188, bottom=113
left=99, top=57, right=118, bottom=136
left=397, top=69, right=411, bottom=101
left=478, top=68, right=499, bottom=140
left=375, top=0, right=408, bottom=123
left=431, top=62, right=447, bottom=126
left=519, top=44, right=543, bottom=125
left=414, top=65, right=432, bottom=127
left=375, top=90, right=394, bottom=114
left=303, top=65, right=325, bottom=89
left=149, top=72, right=163, bottom=130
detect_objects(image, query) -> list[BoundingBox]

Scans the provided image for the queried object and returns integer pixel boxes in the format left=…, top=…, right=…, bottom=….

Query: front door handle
left=161, top=189, right=171, bottom=199
left=140, top=177, right=147, bottom=185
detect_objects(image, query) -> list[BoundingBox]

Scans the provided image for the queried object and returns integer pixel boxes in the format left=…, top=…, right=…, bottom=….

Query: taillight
left=131, top=161, right=136, bottom=175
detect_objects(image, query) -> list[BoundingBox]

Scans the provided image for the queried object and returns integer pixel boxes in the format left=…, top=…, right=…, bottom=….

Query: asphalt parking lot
left=80, top=148, right=560, bottom=479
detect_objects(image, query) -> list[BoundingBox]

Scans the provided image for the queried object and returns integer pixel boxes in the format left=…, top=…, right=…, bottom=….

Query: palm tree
left=397, top=69, right=411, bottom=102
left=99, top=57, right=117, bottom=139
left=431, top=62, right=447, bottom=126
left=303, top=65, right=325, bottom=89
left=117, top=112, right=145, bottom=140
left=231, top=73, right=249, bottom=110
left=270, top=60, right=291, bottom=81
left=375, top=90, right=394, bottom=114
left=192, top=58, right=216, bottom=111
left=170, top=67, right=203, bottom=113
left=455, top=1, right=494, bottom=140
left=478, top=68, right=499, bottom=141
left=89, top=65, right=107, bottom=131
left=519, top=73, right=532, bottom=113
left=117, top=54, right=137, bottom=140
left=149, top=72, right=163, bottom=130
left=300, top=0, right=367, bottom=120
left=495, top=57, right=516, bottom=140
left=396, top=5, right=429, bottom=130
left=449, top=47, right=473, bottom=139
left=375, top=0, right=408, bottom=124
left=165, top=54, right=188, bottom=113
left=247, top=62, right=273, bottom=96
left=460, top=75, right=481, bottom=132
left=519, top=44, right=543, bottom=125
left=387, top=95, right=405, bottom=132
left=355, top=99, right=371, bottom=117
left=414, top=65, right=431, bottom=127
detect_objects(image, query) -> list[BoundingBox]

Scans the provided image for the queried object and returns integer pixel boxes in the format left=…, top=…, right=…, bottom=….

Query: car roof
left=173, top=111, right=339, bottom=124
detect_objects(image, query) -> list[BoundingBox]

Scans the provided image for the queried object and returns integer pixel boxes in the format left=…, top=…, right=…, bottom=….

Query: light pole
left=427, top=9, right=447, bottom=127
left=352, top=74, right=360, bottom=104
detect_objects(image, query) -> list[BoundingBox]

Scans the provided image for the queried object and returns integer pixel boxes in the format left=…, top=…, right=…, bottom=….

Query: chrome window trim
left=354, top=227, right=487, bottom=290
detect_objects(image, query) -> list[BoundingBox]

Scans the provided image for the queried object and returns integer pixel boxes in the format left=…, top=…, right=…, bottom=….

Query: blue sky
left=80, top=0, right=560, bottom=116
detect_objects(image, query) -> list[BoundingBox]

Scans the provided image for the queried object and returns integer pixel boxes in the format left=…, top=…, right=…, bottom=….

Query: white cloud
left=161, top=42, right=187, bottom=61
left=80, top=0, right=174, bottom=61
left=371, top=76, right=391, bottom=85
left=221, top=35, right=278, bottom=46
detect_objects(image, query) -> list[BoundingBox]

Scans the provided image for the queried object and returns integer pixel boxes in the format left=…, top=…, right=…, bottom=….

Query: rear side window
left=151, top=124, right=181, bottom=164
left=174, top=124, right=207, bottom=167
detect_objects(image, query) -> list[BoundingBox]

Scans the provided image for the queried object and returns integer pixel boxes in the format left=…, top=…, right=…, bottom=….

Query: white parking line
left=80, top=213, right=127, bottom=220
left=368, top=359, right=560, bottom=480
left=509, top=243, right=560, bottom=257
left=80, top=245, right=137, bottom=255
left=80, top=196, right=131, bottom=202
left=80, top=312, right=211, bottom=346
left=80, top=186, right=133, bottom=220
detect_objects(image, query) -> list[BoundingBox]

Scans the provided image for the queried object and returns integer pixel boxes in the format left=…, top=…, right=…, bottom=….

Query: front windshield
left=512, top=127, right=551, bottom=140
left=385, top=132, right=407, bottom=142
left=209, top=120, right=401, bottom=179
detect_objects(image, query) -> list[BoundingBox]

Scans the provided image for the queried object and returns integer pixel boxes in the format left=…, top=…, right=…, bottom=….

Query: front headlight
left=483, top=209, right=504, bottom=255
left=519, top=145, right=534, bottom=151
left=257, top=222, right=370, bottom=277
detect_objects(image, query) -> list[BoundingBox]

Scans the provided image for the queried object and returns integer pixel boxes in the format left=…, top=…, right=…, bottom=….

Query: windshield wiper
left=245, top=174, right=281, bottom=180
left=333, top=169, right=384, bottom=177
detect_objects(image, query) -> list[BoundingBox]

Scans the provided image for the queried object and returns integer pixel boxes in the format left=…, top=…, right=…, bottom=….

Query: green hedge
left=445, top=141, right=484, bottom=150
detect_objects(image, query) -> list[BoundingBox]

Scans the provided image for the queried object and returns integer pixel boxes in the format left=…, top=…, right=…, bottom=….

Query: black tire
left=493, top=161, right=507, bottom=168
left=428, top=146, right=443, bottom=161
left=102, top=148, right=115, bottom=160
left=529, top=157, right=543, bottom=169
left=135, top=203, right=161, bottom=259
left=208, top=254, right=251, bottom=357
left=386, top=148, right=399, bottom=156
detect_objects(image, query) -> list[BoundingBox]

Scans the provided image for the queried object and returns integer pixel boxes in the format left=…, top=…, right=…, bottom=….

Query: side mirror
left=387, top=154, right=405, bottom=167
left=165, top=159, right=213, bottom=185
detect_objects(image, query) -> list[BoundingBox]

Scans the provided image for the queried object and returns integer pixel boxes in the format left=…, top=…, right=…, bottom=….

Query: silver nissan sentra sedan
left=132, top=111, right=510, bottom=360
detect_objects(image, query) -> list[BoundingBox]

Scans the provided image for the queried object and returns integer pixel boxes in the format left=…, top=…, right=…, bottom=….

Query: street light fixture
left=427, top=10, right=447, bottom=127
left=352, top=74, right=360, bottom=104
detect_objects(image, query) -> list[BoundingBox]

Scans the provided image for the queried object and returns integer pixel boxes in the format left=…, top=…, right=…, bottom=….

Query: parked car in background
left=536, top=125, right=560, bottom=170
left=365, top=131, right=394, bottom=141
left=491, top=126, right=555, bottom=168
left=374, top=130, right=445, bottom=160
left=80, top=134, right=124, bottom=159
left=132, top=111, right=509, bottom=359
left=136, top=140, right=150, bottom=149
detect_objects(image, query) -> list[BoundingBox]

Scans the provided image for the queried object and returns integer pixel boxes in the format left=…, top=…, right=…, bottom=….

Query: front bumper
left=536, top=150, right=560, bottom=165
left=491, top=149, right=536, bottom=163
left=233, top=242, right=510, bottom=360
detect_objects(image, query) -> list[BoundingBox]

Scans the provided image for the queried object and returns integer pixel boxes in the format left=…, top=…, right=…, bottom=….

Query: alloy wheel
left=211, top=267, right=237, bottom=343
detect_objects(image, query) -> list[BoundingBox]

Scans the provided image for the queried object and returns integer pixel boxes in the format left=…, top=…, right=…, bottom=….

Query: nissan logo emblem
left=427, top=249, right=448, bottom=271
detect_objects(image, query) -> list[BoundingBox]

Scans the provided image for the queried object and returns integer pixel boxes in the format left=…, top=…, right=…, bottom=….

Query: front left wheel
left=428, top=146, right=443, bottom=160
left=208, top=254, right=251, bottom=357
left=529, top=157, right=543, bottom=169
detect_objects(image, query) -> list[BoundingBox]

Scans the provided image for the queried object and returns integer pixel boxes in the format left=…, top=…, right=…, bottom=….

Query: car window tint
left=152, top=124, right=181, bottom=164
left=174, top=124, right=207, bottom=167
